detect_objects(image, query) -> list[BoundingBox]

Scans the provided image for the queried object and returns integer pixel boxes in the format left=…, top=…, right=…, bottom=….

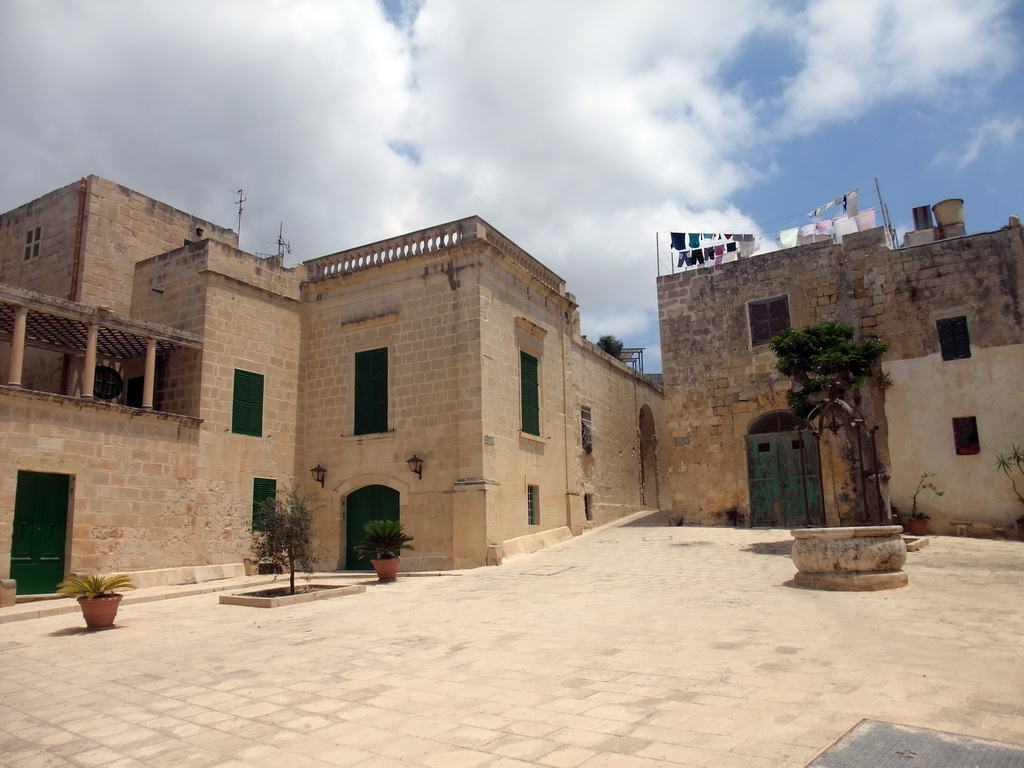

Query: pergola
left=0, top=285, right=201, bottom=407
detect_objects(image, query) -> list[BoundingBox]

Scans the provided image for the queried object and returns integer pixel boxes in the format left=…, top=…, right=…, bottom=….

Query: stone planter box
left=219, top=584, right=365, bottom=608
left=790, top=525, right=908, bottom=591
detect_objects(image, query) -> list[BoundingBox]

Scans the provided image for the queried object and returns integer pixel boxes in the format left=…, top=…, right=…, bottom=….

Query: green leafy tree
left=770, top=321, right=888, bottom=417
left=251, top=483, right=319, bottom=594
left=597, top=334, right=624, bottom=359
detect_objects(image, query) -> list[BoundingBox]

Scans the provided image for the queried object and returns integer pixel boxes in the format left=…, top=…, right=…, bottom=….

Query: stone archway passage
left=345, top=485, right=400, bottom=570
left=639, top=404, right=658, bottom=507
left=746, top=412, right=824, bottom=527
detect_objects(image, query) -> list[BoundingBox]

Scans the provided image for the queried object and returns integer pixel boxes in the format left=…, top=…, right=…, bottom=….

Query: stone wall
left=0, top=388, right=209, bottom=576
left=78, top=176, right=238, bottom=313
left=570, top=338, right=668, bottom=529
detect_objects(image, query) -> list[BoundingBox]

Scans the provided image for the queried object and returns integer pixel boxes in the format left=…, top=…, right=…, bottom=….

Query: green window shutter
left=520, top=351, right=540, bottom=436
left=252, top=478, right=277, bottom=532
left=232, top=370, right=264, bottom=436
left=749, top=296, right=790, bottom=346
left=354, top=348, right=389, bottom=435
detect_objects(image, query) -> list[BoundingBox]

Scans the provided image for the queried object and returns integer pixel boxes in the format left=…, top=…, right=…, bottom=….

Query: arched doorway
left=345, top=485, right=400, bottom=570
left=746, top=411, right=824, bottom=527
left=639, top=404, right=658, bottom=507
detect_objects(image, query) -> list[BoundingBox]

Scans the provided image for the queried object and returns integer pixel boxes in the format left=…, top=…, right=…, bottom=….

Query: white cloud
left=956, top=116, right=1023, bottom=170
left=776, top=0, right=1016, bottom=134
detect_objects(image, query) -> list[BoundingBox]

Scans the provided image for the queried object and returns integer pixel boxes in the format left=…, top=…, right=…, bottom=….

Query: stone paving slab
left=1, top=513, right=1023, bottom=767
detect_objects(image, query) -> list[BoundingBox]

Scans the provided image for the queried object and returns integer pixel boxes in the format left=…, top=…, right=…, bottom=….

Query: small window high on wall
left=953, top=416, right=980, bottom=455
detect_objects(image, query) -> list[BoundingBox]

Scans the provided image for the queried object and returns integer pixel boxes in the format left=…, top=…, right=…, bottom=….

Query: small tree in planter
left=903, top=471, right=944, bottom=535
left=251, top=483, right=319, bottom=595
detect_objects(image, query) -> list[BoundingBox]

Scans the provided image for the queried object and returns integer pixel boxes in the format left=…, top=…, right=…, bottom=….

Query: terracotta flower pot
left=906, top=518, right=929, bottom=536
left=78, top=594, right=123, bottom=629
left=371, top=558, right=400, bottom=582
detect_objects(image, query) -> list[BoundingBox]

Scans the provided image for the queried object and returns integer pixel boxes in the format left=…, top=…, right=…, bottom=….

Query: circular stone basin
left=790, top=525, right=908, bottom=591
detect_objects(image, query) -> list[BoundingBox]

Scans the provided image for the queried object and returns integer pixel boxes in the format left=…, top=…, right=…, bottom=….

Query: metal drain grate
left=808, top=720, right=1024, bottom=767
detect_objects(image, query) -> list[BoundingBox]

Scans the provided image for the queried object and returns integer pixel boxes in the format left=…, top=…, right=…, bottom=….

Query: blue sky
left=1, top=0, right=1021, bottom=373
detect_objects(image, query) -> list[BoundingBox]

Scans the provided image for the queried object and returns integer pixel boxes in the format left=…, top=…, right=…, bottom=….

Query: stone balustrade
left=304, top=216, right=567, bottom=297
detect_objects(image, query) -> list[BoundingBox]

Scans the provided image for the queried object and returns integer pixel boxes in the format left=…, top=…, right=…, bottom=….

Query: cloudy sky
left=2, top=0, right=1021, bottom=372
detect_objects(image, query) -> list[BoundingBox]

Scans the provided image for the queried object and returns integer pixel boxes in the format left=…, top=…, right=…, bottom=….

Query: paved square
left=3, top=516, right=1023, bottom=767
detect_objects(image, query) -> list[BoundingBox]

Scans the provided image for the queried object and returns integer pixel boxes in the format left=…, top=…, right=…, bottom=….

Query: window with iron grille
left=580, top=406, right=593, bottom=450
left=748, top=295, right=790, bottom=347
left=24, top=226, right=41, bottom=260
left=952, top=417, right=980, bottom=455
left=937, top=316, right=971, bottom=361
left=527, top=485, right=539, bottom=525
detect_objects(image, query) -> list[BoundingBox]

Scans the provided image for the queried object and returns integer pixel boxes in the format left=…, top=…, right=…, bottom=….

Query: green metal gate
left=345, top=485, right=400, bottom=570
left=10, top=471, right=70, bottom=595
left=746, top=431, right=824, bottom=527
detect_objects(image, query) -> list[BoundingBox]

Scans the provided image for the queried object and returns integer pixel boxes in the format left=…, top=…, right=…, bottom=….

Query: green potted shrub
left=356, top=520, right=414, bottom=582
left=56, top=573, right=136, bottom=629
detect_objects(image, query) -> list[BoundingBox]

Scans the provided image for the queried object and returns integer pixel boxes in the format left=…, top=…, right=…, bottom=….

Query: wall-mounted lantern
left=406, top=455, right=424, bottom=479
left=310, top=464, right=327, bottom=487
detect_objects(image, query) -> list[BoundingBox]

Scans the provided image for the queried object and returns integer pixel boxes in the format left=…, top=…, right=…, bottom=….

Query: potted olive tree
left=56, top=574, right=136, bottom=629
left=356, top=520, right=414, bottom=581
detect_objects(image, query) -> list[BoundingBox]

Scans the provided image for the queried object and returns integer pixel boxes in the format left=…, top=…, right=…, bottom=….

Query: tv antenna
left=276, top=223, right=291, bottom=259
left=234, top=188, right=246, bottom=233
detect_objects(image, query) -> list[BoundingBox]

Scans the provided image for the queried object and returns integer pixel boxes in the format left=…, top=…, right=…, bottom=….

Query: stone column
left=8, top=306, right=28, bottom=388
left=143, top=338, right=157, bottom=410
left=81, top=323, right=99, bottom=399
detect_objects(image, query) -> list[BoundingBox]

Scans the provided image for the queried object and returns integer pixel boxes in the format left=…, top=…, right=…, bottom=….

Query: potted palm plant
left=56, top=573, right=136, bottom=629
left=355, top=520, right=414, bottom=581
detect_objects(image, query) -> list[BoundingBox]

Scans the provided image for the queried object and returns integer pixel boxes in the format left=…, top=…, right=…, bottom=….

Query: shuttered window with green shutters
left=251, top=478, right=277, bottom=531
left=232, top=369, right=264, bottom=436
left=937, top=316, right=971, bottom=361
left=354, top=348, right=389, bottom=435
left=748, top=296, right=790, bottom=347
left=520, top=351, right=540, bottom=436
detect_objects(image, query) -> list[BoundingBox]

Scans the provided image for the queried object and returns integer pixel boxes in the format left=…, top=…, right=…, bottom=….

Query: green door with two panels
left=345, top=485, right=400, bottom=570
left=10, top=471, right=70, bottom=595
left=746, top=432, right=823, bottom=527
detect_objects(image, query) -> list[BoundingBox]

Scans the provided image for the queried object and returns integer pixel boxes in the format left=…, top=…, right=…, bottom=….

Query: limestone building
left=657, top=203, right=1024, bottom=536
left=0, top=176, right=666, bottom=595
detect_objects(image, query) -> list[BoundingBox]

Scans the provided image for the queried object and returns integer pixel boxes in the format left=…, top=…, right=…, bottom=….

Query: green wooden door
left=345, top=485, right=400, bottom=570
left=10, top=471, right=70, bottom=595
left=746, top=432, right=823, bottom=527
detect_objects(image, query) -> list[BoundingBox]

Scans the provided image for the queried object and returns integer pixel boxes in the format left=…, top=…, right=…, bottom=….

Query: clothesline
left=663, top=207, right=878, bottom=272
